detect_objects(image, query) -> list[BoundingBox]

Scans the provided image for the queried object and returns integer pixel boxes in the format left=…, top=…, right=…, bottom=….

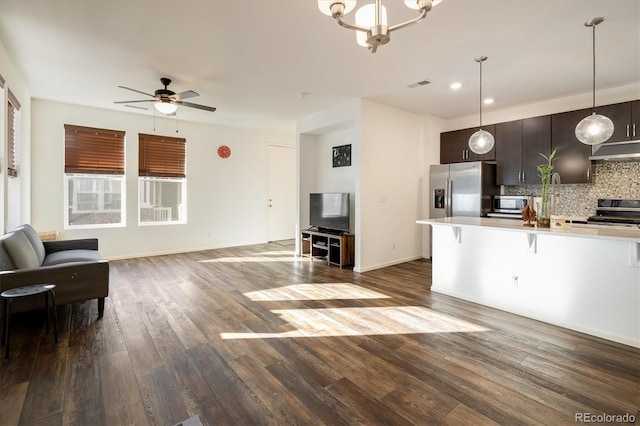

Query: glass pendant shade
left=318, top=0, right=357, bottom=16
left=155, top=101, right=177, bottom=115
left=468, top=129, right=495, bottom=155
left=355, top=4, right=387, bottom=47
left=575, top=112, right=614, bottom=145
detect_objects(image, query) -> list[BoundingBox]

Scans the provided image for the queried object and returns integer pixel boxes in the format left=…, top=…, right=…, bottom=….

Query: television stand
left=300, top=229, right=354, bottom=268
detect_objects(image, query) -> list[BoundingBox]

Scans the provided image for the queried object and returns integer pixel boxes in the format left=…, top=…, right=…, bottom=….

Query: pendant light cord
left=479, top=59, right=483, bottom=129
left=591, top=23, right=596, bottom=114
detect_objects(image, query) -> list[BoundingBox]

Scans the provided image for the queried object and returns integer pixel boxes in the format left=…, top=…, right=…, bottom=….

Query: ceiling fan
left=114, top=77, right=217, bottom=114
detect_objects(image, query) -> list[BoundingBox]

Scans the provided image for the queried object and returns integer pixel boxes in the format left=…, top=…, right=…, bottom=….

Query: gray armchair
left=0, top=224, right=109, bottom=317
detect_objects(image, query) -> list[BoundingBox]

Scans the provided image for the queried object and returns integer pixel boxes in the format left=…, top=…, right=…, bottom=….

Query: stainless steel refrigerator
left=430, top=161, right=497, bottom=219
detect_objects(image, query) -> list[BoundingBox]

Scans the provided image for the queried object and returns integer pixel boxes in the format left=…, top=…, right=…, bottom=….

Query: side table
left=1, top=284, right=59, bottom=359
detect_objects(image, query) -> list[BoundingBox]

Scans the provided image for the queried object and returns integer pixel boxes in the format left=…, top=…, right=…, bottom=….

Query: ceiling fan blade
left=125, top=105, right=149, bottom=110
left=114, top=100, right=154, bottom=104
left=117, top=85, right=155, bottom=98
left=177, top=101, right=217, bottom=112
left=175, top=90, right=199, bottom=100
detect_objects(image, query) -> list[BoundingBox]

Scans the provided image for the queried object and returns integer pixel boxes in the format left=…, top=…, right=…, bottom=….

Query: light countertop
left=417, top=217, right=640, bottom=243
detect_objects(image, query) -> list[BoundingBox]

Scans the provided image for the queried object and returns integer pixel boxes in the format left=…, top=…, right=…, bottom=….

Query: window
left=7, top=89, right=20, bottom=178
left=138, top=133, right=186, bottom=224
left=64, top=124, right=125, bottom=228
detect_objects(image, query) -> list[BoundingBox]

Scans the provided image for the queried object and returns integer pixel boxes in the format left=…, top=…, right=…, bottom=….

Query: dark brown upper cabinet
left=495, top=116, right=551, bottom=185
left=440, top=126, right=496, bottom=164
left=440, top=129, right=468, bottom=164
left=594, top=100, right=640, bottom=143
left=551, top=108, right=594, bottom=184
left=633, top=100, right=640, bottom=139
left=495, top=120, right=523, bottom=185
left=440, top=99, right=638, bottom=183
left=522, top=116, right=552, bottom=184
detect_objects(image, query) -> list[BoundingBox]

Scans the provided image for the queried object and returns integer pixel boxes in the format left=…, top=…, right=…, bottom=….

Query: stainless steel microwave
left=493, top=195, right=528, bottom=213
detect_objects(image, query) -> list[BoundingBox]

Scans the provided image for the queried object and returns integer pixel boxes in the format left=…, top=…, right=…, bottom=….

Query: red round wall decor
left=217, top=145, right=231, bottom=159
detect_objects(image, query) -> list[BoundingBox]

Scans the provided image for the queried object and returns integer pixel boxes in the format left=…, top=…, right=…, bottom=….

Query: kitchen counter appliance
left=487, top=195, right=529, bottom=219
left=587, top=199, right=640, bottom=227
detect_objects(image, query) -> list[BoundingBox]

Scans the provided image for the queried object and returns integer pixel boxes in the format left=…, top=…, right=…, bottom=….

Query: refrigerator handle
left=446, top=178, right=452, bottom=217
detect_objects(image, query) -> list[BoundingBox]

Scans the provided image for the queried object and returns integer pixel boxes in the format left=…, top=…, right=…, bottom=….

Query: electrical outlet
left=392, top=243, right=396, bottom=250
left=512, top=275, right=519, bottom=287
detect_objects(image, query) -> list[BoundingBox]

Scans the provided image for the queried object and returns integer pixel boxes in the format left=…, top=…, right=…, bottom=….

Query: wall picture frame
left=332, top=144, right=351, bottom=168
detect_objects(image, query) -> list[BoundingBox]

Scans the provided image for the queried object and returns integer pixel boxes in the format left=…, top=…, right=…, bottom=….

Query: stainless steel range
left=587, top=199, right=640, bottom=227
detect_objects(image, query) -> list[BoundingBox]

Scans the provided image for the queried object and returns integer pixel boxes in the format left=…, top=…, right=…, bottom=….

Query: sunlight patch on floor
left=198, top=250, right=305, bottom=263
left=220, top=306, right=489, bottom=339
left=244, top=283, right=391, bottom=301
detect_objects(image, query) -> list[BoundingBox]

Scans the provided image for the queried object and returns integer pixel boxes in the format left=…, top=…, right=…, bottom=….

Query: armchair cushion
left=16, top=224, right=46, bottom=264
left=42, top=249, right=102, bottom=266
left=1, top=231, right=40, bottom=269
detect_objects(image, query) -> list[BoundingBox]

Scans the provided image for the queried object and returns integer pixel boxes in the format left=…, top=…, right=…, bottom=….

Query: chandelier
left=318, top=0, right=442, bottom=53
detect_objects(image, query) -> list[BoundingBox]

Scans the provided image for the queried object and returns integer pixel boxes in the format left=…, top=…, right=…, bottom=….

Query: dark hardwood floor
left=1, top=241, right=638, bottom=425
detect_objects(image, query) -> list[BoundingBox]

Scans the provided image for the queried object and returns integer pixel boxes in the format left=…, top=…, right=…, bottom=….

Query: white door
left=267, top=145, right=296, bottom=242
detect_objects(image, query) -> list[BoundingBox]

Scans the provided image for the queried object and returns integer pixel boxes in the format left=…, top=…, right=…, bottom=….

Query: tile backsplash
left=503, top=161, right=640, bottom=218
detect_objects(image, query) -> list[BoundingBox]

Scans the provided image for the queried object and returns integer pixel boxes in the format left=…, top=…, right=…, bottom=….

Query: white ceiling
left=0, top=0, right=638, bottom=133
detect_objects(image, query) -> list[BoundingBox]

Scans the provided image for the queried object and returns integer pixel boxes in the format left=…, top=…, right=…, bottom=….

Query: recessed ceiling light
left=484, top=98, right=494, bottom=105
left=450, top=82, right=462, bottom=90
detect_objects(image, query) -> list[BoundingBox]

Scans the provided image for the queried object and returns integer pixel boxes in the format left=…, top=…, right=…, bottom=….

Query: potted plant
left=536, top=149, right=557, bottom=228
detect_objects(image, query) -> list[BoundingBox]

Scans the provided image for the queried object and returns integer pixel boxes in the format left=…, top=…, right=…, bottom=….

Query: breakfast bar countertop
left=417, top=216, right=640, bottom=243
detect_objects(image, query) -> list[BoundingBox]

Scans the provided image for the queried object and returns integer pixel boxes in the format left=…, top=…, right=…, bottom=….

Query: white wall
left=31, top=99, right=295, bottom=259
left=296, top=100, right=361, bottom=264
left=358, top=99, right=424, bottom=272
left=297, top=99, right=440, bottom=272
left=315, top=128, right=357, bottom=195
left=0, top=38, right=31, bottom=232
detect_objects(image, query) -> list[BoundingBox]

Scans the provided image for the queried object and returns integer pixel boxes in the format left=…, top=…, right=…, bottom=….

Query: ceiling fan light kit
left=468, top=56, right=495, bottom=155
left=155, top=101, right=177, bottom=115
left=318, top=0, right=440, bottom=53
left=575, top=17, right=614, bottom=145
left=114, top=77, right=217, bottom=115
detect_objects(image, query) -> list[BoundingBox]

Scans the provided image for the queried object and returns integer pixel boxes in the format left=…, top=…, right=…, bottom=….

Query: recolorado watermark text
left=575, top=412, right=636, bottom=423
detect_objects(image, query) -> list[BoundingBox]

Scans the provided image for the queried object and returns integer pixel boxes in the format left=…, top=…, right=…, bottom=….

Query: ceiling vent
left=407, top=79, right=431, bottom=89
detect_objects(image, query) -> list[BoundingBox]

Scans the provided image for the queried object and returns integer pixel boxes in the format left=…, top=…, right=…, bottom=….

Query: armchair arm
left=44, top=238, right=99, bottom=254
left=0, top=260, right=109, bottom=305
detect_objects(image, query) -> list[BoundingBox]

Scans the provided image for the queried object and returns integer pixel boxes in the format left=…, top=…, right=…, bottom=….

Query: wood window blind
left=64, top=124, right=125, bottom=175
left=7, top=89, right=20, bottom=177
left=138, top=133, right=186, bottom=178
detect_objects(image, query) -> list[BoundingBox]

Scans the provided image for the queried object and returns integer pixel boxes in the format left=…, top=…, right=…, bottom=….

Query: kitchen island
left=417, top=217, right=640, bottom=347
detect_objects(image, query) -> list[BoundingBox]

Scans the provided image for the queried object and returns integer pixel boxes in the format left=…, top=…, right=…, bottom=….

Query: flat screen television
left=310, top=193, right=350, bottom=233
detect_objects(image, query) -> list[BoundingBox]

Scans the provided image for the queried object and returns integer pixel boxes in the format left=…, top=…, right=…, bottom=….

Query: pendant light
left=575, top=17, right=614, bottom=145
left=468, top=56, right=494, bottom=155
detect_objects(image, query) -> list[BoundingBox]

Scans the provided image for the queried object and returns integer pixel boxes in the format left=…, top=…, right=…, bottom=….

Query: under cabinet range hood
left=589, top=140, right=640, bottom=161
